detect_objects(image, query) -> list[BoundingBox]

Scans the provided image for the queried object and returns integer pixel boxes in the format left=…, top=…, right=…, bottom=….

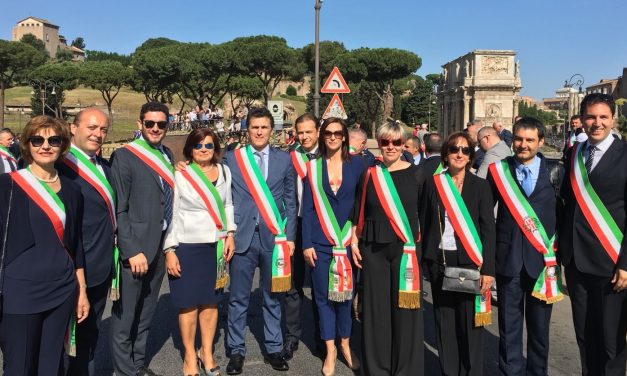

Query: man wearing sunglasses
left=110, top=102, right=174, bottom=376
left=57, top=108, right=116, bottom=376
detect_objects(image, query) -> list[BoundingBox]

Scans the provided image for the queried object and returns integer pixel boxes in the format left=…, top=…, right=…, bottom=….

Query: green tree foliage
left=286, top=85, right=297, bottom=96
left=228, top=75, right=265, bottom=112
left=231, top=35, right=306, bottom=103
left=301, top=41, right=348, bottom=78
left=80, top=60, right=131, bottom=126
left=20, top=34, right=48, bottom=56
left=85, top=50, right=131, bottom=66
left=401, top=76, right=438, bottom=129
left=29, top=62, right=80, bottom=118
left=130, top=43, right=183, bottom=103
left=71, top=37, right=85, bottom=50
left=0, top=40, right=47, bottom=127
left=518, top=101, right=559, bottom=127
left=134, top=37, right=180, bottom=55
left=56, top=46, right=73, bottom=62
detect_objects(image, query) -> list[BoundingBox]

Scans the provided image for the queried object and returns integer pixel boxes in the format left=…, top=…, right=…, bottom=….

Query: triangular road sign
left=321, top=66, right=350, bottom=94
left=322, top=94, right=348, bottom=119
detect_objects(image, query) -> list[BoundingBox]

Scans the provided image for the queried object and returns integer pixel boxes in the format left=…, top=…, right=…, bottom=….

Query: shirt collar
left=515, top=155, right=540, bottom=172
left=71, top=142, right=96, bottom=159
left=139, top=135, right=163, bottom=152
left=587, top=133, right=614, bottom=152
left=253, top=144, right=270, bottom=156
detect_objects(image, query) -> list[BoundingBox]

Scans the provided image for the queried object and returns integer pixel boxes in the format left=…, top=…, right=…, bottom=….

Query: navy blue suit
left=0, top=173, right=84, bottom=376
left=224, top=146, right=297, bottom=356
left=58, top=155, right=115, bottom=376
left=301, top=155, right=365, bottom=340
left=487, top=155, right=556, bottom=376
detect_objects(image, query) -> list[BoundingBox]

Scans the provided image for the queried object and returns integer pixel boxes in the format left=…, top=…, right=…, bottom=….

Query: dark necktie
left=160, top=150, right=173, bottom=226
left=306, top=152, right=316, bottom=160
left=585, top=145, right=597, bottom=174
left=7, top=158, right=17, bottom=172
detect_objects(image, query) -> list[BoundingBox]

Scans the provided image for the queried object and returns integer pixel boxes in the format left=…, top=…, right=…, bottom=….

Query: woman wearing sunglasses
left=163, top=128, right=236, bottom=376
left=350, top=122, right=426, bottom=375
left=421, top=132, right=496, bottom=376
left=0, top=116, right=89, bottom=375
left=301, top=117, right=366, bottom=375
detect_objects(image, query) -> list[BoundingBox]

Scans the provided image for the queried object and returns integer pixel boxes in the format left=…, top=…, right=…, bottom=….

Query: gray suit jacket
left=476, top=140, right=512, bottom=179
left=224, top=146, right=297, bottom=253
left=110, top=145, right=174, bottom=263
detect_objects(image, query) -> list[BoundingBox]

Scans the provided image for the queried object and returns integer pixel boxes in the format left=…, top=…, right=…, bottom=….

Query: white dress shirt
left=585, top=134, right=615, bottom=173
left=163, top=164, right=236, bottom=250
left=297, top=146, right=318, bottom=217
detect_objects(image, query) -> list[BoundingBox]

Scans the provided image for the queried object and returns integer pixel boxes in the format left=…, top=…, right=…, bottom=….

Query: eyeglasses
left=323, top=130, right=344, bottom=139
left=143, top=120, right=168, bottom=129
left=380, top=139, right=403, bottom=147
left=193, top=143, right=214, bottom=150
left=29, top=135, right=63, bottom=148
left=448, top=145, right=471, bottom=155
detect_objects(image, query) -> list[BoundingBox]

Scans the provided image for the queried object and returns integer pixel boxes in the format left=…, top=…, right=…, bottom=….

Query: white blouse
left=163, top=164, right=236, bottom=250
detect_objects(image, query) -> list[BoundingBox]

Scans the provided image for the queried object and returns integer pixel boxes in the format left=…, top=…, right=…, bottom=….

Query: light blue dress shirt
left=514, top=155, right=541, bottom=194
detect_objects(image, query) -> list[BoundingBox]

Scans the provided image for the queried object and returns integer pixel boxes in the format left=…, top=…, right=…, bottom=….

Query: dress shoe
left=136, top=367, right=162, bottom=376
left=226, top=354, right=245, bottom=375
left=281, top=338, right=299, bottom=360
left=264, top=352, right=289, bottom=371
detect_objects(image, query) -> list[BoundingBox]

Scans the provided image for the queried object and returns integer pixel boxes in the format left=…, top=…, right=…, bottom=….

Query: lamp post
left=30, top=79, right=58, bottom=117
left=562, top=74, right=584, bottom=145
left=313, top=0, right=323, bottom=117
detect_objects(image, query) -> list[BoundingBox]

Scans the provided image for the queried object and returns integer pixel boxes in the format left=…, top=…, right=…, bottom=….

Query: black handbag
left=437, top=208, right=481, bottom=295
left=0, top=178, right=14, bottom=317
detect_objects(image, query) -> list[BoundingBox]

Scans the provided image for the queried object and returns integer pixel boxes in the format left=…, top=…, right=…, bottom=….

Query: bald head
left=71, top=108, right=110, bottom=155
left=477, top=126, right=500, bottom=151
left=492, top=121, right=503, bottom=132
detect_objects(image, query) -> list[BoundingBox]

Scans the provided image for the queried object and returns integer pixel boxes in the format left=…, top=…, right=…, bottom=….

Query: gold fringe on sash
left=328, top=290, right=353, bottom=302
left=215, top=274, right=229, bottom=290
left=108, top=287, right=120, bottom=301
left=474, top=312, right=492, bottom=327
left=531, top=291, right=564, bottom=304
left=272, top=275, right=291, bottom=292
left=398, top=291, right=421, bottom=309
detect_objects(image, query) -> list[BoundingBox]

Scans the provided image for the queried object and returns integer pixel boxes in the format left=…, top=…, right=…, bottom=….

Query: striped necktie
left=585, top=145, right=597, bottom=174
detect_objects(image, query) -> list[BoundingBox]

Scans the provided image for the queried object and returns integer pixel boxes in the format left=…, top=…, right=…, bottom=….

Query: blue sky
left=2, top=0, right=625, bottom=99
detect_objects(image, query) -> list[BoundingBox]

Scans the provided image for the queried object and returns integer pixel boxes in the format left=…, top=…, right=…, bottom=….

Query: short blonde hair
left=376, top=122, right=406, bottom=142
left=20, top=115, right=71, bottom=163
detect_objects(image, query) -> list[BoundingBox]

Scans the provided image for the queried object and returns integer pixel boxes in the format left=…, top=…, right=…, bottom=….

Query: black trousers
left=361, top=241, right=424, bottom=376
left=496, top=270, right=552, bottom=376
left=67, top=279, right=110, bottom=376
left=283, top=220, right=320, bottom=345
left=0, top=290, right=76, bottom=376
left=565, top=266, right=627, bottom=376
left=427, top=255, right=485, bottom=376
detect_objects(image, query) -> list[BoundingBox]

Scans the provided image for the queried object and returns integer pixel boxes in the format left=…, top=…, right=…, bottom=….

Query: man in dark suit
left=487, top=117, right=556, bottom=376
left=224, top=107, right=297, bottom=374
left=559, top=93, right=627, bottom=376
left=110, top=102, right=174, bottom=376
left=418, top=133, right=443, bottom=176
left=0, top=128, right=18, bottom=173
left=58, top=108, right=116, bottom=376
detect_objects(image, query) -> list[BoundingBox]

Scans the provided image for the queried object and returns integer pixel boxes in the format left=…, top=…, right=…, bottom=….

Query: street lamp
left=313, top=0, right=324, bottom=117
left=30, top=79, right=58, bottom=117
left=562, top=74, right=584, bottom=145
left=428, top=83, right=437, bottom=131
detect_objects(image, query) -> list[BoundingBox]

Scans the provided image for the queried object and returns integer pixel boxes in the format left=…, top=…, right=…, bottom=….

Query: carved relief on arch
left=485, top=103, right=502, bottom=118
left=481, top=56, right=509, bottom=75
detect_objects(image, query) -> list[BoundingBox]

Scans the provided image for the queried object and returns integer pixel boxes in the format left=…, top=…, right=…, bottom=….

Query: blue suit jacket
left=224, top=146, right=297, bottom=253
left=57, top=156, right=115, bottom=287
left=301, top=155, right=366, bottom=252
left=488, top=155, right=556, bottom=279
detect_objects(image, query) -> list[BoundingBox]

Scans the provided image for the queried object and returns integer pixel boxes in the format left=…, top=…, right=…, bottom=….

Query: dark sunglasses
left=29, top=135, right=63, bottom=148
left=380, top=139, right=403, bottom=147
left=323, top=130, right=344, bottom=139
left=143, top=120, right=168, bottom=129
left=448, top=145, right=471, bottom=155
left=193, top=143, right=214, bottom=150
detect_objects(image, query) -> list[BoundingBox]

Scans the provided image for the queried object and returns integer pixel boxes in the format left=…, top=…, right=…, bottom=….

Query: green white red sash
left=489, top=160, right=563, bottom=303
left=434, top=163, right=443, bottom=175
left=291, top=148, right=309, bottom=179
left=11, top=168, right=65, bottom=243
left=371, top=165, right=421, bottom=309
left=348, top=146, right=358, bottom=155
left=0, top=145, right=17, bottom=164
left=433, top=171, right=491, bottom=326
left=234, top=145, right=291, bottom=292
left=124, top=139, right=174, bottom=188
left=570, top=142, right=623, bottom=263
left=307, top=158, right=353, bottom=302
left=180, top=163, right=229, bottom=288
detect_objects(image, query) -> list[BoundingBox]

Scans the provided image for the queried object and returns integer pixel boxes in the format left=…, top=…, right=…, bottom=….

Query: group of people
left=0, top=92, right=625, bottom=376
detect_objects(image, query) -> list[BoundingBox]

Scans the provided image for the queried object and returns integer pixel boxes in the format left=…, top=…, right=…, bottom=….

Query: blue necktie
left=521, top=166, right=533, bottom=196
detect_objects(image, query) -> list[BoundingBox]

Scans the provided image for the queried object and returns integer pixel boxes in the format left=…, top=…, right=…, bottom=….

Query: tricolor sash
left=348, top=146, right=358, bottom=155
left=489, top=161, right=563, bottom=303
left=371, top=165, right=421, bottom=309
left=0, top=145, right=17, bottom=164
left=434, top=163, right=443, bottom=175
left=307, top=158, right=353, bottom=302
left=180, top=163, right=229, bottom=288
left=433, top=171, right=491, bottom=326
left=570, top=142, right=623, bottom=263
left=234, top=146, right=291, bottom=292
left=63, top=146, right=122, bottom=300
left=291, top=147, right=309, bottom=180
left=124, top=139, right=174, bottom=188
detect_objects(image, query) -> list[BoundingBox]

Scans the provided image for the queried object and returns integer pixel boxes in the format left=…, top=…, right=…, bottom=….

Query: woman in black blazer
left=0, top=116, right=89, bottom=375
left=421, top=132, right=495, bottom=376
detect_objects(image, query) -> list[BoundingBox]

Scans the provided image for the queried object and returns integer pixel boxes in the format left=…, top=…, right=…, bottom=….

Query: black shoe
left=264, top=352, right=289, bottom=371
left=281, top=338, right=299, bottom=360
left=136, top=367, right=162, bottom=376
left=226, top=354, right=245, bottom=375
